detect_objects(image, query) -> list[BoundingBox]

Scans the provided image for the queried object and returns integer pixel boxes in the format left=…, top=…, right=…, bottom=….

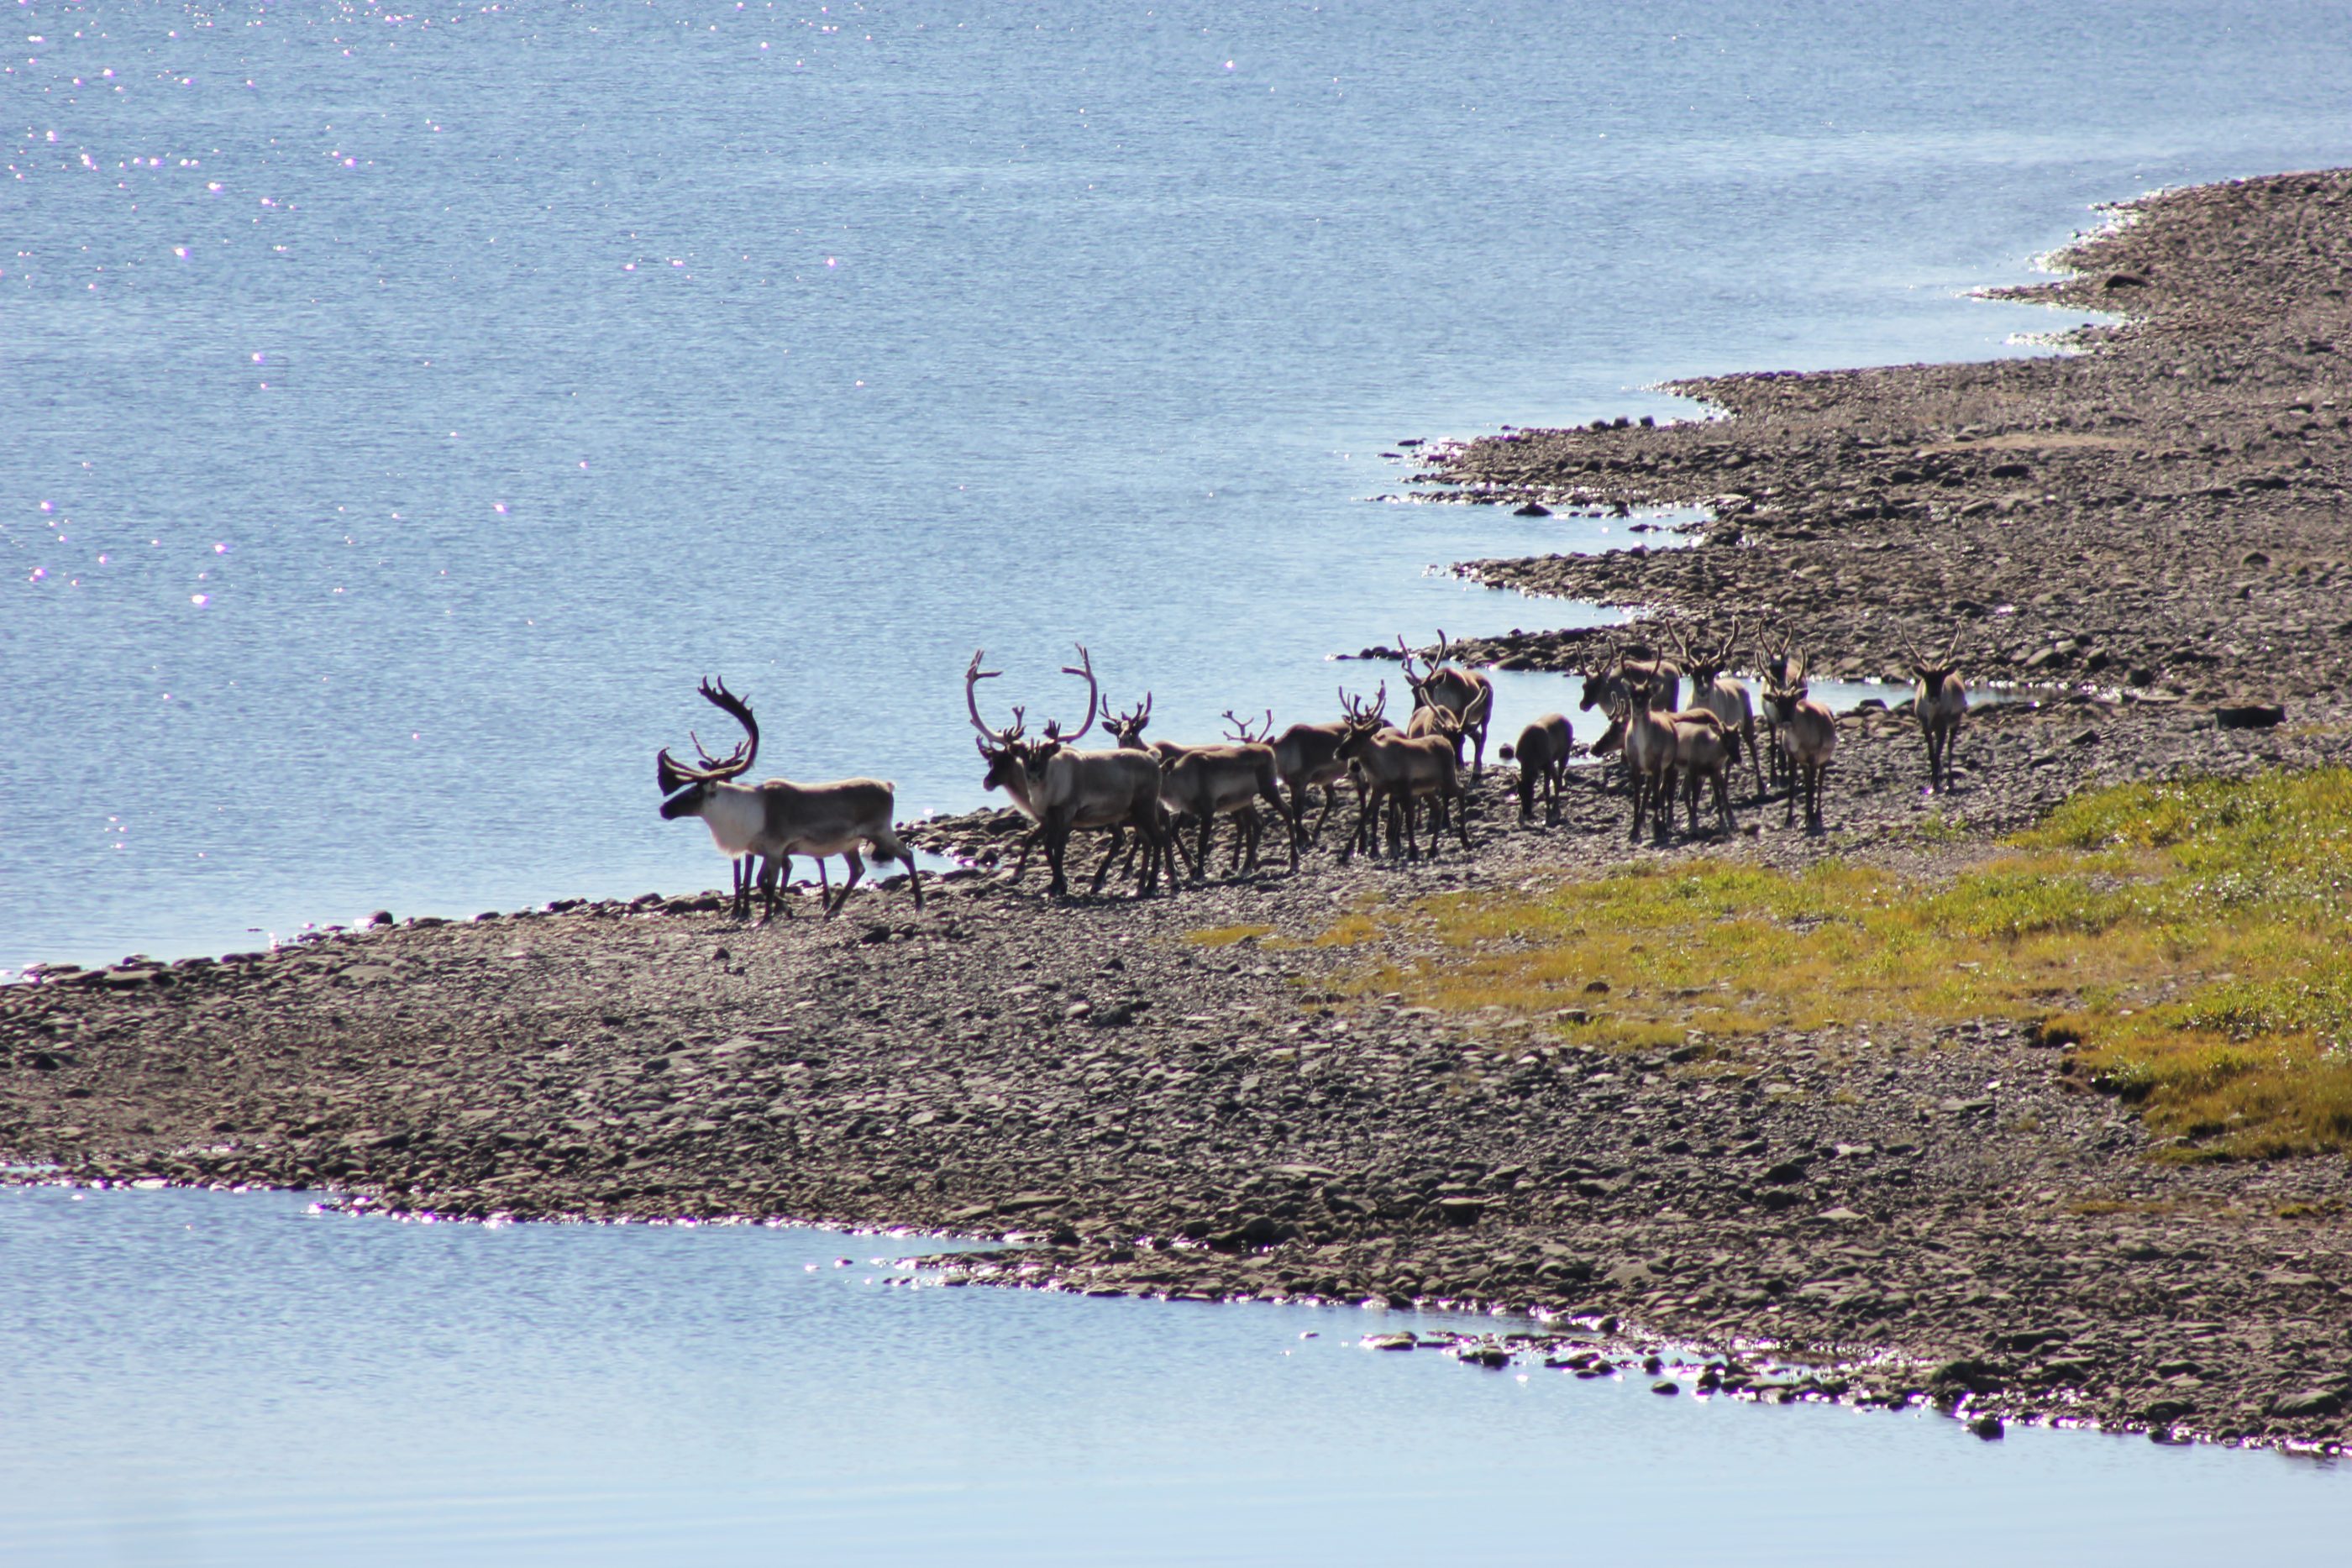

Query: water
left=8, top=1, right=2352, bottom=969
left=0, top=1185, right=2338, bottom=1565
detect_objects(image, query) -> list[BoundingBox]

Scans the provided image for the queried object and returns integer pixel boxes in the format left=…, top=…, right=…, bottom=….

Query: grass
left=1320, top=769, right=2352, bottom=1159
left=1184, top=924, right=1273, bottom=948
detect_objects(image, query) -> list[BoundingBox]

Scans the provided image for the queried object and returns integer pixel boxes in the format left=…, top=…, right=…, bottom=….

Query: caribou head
left=1100, top=690, right=1155, bottom=750
left=657, top=677, right=760, bottom=819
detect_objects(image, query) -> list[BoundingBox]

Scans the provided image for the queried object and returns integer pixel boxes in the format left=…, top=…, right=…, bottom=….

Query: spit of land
left=8, top=170, right=2352, bottom=1453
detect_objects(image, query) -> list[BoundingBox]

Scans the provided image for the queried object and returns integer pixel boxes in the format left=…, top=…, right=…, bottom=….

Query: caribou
left=1096, top=695, right=1290, bottom=880
left=1265, top=697, right=1356, bottom=849
left=1578, top=636, right=1683, bottom=796
left=656, top=678, right=921, bottom=920
left=1617, top=669, right=1735, bottom=842
left=968, top=648, right=1174, bottom=897
left=1152, top=709, right=1290, bottom=879
left=1337, top=685, right=1469, bottom=860
left=1761, top=642, right=1837, bottom=831
left=1497, top=713, right=1573, bottom=826
left=1399, top=632, right=1496, bottom=779
left=1672, top=621, right=1762, bottom=798
left=1754, top=627, right=1803, bottom=794
left=1902, top=629, right=1971, bottom=793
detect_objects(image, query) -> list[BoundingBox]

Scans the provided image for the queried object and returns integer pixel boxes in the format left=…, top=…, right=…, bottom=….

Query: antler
left=1043, top=644, right=1098, bottom=744
left=966, top=649, right=1021, bottom=747
left=1714, top=616, right=1741, bottom=672
left=1395, top=633, right=1430, bottom=693
left=1665, top=621, right=1696, bottom=670
left=1221, top=707, right=1273, bottom=743
left=656, top=676, right=759, bottom=794
left=1103, top=691, right=1153, bottom=738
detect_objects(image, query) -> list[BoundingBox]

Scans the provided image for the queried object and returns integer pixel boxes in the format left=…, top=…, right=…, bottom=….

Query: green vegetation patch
left=1184, top=924, right=1274, bottom=947
left=1331, top=769, right=2352, bottom=1159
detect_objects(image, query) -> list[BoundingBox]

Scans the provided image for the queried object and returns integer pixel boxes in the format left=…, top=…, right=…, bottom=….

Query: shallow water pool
left=1, top=1185, right=2338, bottom=1566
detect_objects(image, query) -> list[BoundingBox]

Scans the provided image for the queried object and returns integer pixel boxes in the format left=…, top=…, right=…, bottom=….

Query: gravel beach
left=8, top=170, right=2352, bottom=1455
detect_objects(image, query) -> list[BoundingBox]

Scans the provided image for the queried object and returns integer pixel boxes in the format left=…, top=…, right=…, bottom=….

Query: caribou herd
left=654, top=625, right=1972, bottom=917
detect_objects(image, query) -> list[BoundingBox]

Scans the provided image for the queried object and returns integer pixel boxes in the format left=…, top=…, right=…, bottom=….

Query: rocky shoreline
left=8, top=170, right=2352, bottom=1456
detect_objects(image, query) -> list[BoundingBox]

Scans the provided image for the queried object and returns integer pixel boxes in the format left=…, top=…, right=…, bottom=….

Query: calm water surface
left=0, top=1185, right=2343, bottom=1565
left=8, top=1, right=2352, bottom=968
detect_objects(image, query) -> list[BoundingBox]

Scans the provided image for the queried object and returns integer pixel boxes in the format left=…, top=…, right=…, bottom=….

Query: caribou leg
left=824, top=850, right=864, bottom=917
left=1310, top=783, right=1341, bottom=844
left=1005, top=826, right=1042, bottom=882
left=759, top=853, right=795, bottom=922
left=1043, top=813, right=1073, bottom=897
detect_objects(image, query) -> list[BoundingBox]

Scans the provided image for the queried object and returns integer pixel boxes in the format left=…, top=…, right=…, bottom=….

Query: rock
left=2269, top=1388, right=2345, bottom=1419
left=2214, top=702, right=2286, bottom=729
left=1431, top=1197, right=1487, bottom=1228
left=1968, top=1413, right=2005, bottom=1440
left=1210, top=1214, right=1295, bottom=1251
left=1931, top=1359, right=2005, bottom=1395
left=1651, top=1379, right=1680, bottom=1395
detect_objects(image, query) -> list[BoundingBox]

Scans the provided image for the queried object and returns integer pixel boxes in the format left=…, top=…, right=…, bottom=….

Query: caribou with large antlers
left=1399, top=631, right=1495, bottom=780
left=1901, top=628, right=1971, bottom=794
left=657, top=678, right=921, bottom=920
left=969, top=647, right=1175, bottom=897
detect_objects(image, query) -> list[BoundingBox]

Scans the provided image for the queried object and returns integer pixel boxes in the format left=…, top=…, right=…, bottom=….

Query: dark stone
left=1210, top=1214, right=1296, bottom=1251
left=2269, top=1387, right=2345, bottom=1419
left=1930, top=1359, right=2006, bottom=1395
left=1968, top=1413, right=2005, bottom=1440
left=2214, top=703, right=2286, bottom=729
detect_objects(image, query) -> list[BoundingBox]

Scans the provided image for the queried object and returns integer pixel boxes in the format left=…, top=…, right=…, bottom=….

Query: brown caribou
left=967, top=648, right=1173, bottom=896
left=1672, top=620, right=1763, bottom=798
left=1762, top=642, right=1837, bottom=831
left=1399, top=631, right=1496, bottom=779
left=1497, top=713, right=1574, bottom=826
left=1338, top=686, right=1469, bottom=859
left=1901, top=629, right=1971, bottom=793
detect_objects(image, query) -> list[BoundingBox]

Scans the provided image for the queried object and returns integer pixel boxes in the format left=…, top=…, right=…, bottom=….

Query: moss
left=1329, top=768, right=2352, bottom=1158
